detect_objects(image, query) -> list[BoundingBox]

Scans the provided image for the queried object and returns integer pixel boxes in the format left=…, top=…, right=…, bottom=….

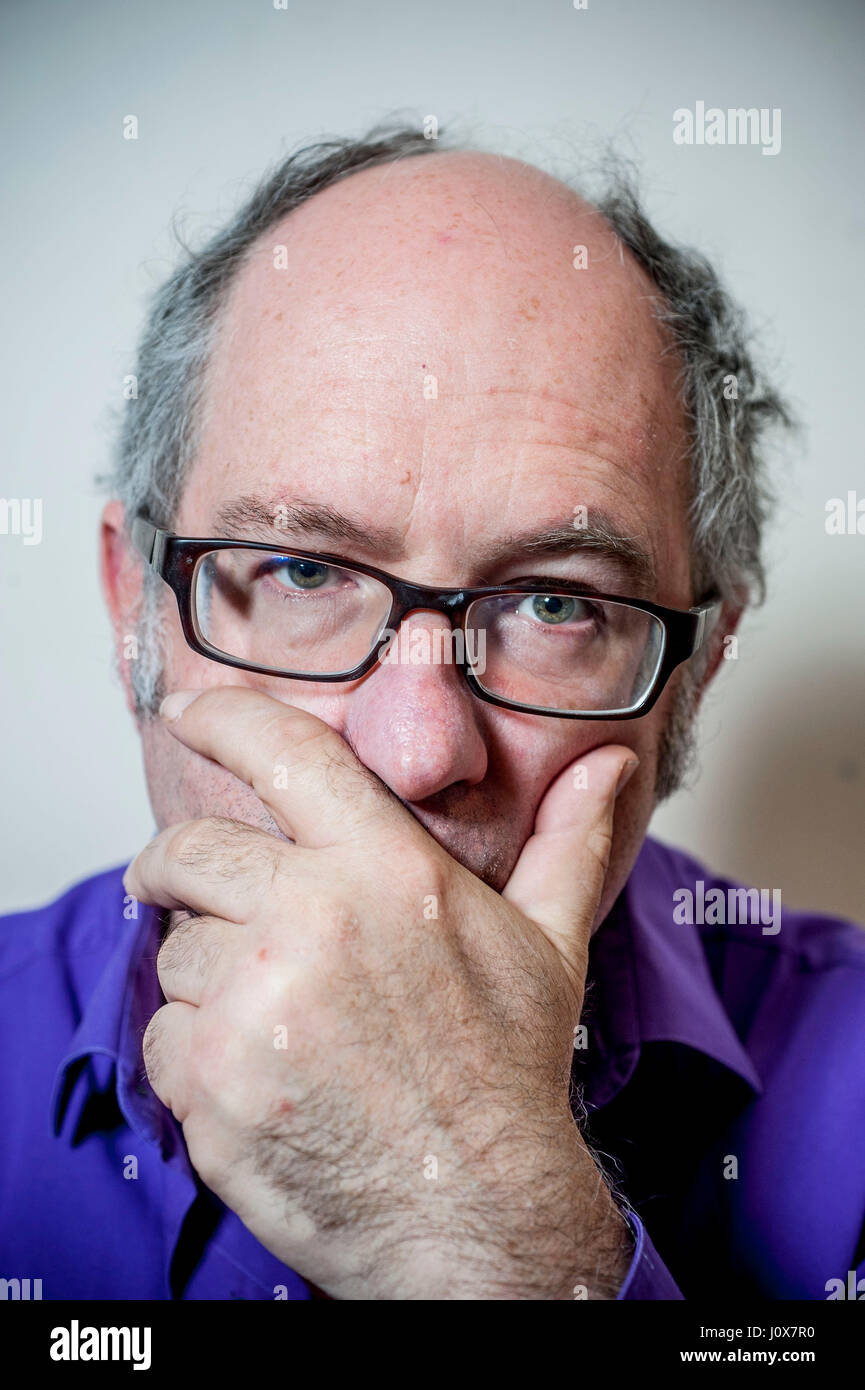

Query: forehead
left=185, top=153, right=692, bottom=596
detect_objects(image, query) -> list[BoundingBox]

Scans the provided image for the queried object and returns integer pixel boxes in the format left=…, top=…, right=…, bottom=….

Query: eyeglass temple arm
left=690, top=597, right=724, bottom=653
left=131, top=517, right=166, bottom=572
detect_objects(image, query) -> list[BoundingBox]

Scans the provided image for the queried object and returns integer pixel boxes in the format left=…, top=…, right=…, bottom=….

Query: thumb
left=502, top=745, right=638, bottom=986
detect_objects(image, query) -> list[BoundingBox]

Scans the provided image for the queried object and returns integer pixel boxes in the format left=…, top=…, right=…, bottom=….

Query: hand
left=125, top=687, right=638, bottom=1300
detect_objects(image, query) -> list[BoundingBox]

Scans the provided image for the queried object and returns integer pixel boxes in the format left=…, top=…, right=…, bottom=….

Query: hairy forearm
left=350, top=1126, right=632, bottom=1301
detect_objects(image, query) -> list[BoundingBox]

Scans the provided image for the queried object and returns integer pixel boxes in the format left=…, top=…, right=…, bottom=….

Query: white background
left=1, top=0, right=863, bottom=919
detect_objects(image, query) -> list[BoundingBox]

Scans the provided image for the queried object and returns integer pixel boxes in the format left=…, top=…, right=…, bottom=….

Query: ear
left=100, top=500, right=143, bottom=718
left=692, top=600, right=744, bottom=711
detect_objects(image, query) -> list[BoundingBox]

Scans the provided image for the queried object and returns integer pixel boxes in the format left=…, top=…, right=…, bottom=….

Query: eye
left=265, top=558, right=333, bottom=591
left=517, top=594, right=594, bottom=625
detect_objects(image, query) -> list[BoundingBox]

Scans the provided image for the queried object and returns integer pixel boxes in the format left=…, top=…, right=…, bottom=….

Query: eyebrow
left=213, top=496, right=405, bottom=554
left=211, top=495, right=657, bottom=593
left=485, top=519, right=657, bottom=592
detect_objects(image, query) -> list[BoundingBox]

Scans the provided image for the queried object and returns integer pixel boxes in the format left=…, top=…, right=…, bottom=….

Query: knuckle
left=254, top=714, right=331, bottom=788
left=169, top=816, right=273, bottom=879
left=189, top=1146, right=218, bottom=1192
left=400, top=840, right=448, bottom=904
left=586, top=824, right=614, bottom=876
left=157, top=916, right=216, bottom=991
left=166, top=818, right=214, bottom=867
left=142, top=1009, right=165, bottom=1086
left=183, top=1118, right=222, bottom=1189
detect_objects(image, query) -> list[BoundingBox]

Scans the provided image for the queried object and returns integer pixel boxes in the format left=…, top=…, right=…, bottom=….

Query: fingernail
left=616, top=758, right=640, bottom=796
left=159, top=691, right=200, bottom=722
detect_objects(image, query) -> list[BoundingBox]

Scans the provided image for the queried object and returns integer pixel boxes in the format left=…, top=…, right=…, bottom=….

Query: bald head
left=195, top=150, right=689, bottom=589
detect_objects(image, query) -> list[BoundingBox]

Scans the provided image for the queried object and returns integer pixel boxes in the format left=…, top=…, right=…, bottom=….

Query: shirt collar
left=50, top=874, right=180, bottom=1159
left=49, top=867, right=309, bottom=1295
left=581, top=835, right=763, bottom=1109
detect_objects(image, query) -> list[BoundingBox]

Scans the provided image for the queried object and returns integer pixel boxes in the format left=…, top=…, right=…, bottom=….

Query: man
left=1, top=126, right=862, bottom=1301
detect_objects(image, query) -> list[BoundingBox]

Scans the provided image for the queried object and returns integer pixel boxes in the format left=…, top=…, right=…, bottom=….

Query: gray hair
left=106, top=121, right=793, bottom=795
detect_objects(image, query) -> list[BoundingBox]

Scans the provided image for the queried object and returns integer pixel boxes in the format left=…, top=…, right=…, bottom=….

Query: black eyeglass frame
left=131, top=517, right=721, bottom=721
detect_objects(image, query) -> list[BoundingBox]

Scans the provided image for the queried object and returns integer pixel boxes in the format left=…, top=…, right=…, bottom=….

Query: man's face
left=106, top=152, right=697, bottom=926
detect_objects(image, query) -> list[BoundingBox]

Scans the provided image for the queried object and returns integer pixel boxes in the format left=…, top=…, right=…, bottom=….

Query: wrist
left=382, top=1131, right=633, bottom=1300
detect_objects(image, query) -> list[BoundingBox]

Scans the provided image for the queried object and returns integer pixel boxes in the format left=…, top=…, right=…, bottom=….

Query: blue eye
left=268, top=558, right=332, bottom=590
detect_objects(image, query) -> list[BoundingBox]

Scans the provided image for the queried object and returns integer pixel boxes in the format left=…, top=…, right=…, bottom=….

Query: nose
left=343, top=609, right=489, bottom=802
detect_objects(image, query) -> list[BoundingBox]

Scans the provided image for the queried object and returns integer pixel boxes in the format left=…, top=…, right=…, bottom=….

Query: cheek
left=158, top=619, right=352, bottom=721
left=140, top=719, right=282, bottom=836
left=140, top=629, right=353, bottom=834
left=491, top=705, right=659, bottom=800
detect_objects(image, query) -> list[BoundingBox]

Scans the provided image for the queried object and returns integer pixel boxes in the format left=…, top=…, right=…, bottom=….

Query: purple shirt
left=1, top=835, right=863, bottom=1300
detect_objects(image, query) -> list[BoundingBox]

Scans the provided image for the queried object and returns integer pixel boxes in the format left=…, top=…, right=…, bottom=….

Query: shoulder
left=636, top=834, right=865, bottom=975
left=0, top=865, right=131, bottom=984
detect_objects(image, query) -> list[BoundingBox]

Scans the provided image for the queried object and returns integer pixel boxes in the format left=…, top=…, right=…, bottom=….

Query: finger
left=502, top=745, right=638, bottom=987
left=124, top=817, right=299, bottom=921
left=157, top=913, right=231, bottom=1007
left=142, top=1000, right=198, bottom=1122
left=158, top=686, right=414, bottom=849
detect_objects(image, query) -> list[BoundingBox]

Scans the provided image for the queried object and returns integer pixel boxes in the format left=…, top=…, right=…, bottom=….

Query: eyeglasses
left=131, top=517, right=721, bottom=720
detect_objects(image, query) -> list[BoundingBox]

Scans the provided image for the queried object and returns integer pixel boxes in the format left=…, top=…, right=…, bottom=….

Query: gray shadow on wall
left=677, top=658, right=865, bottom=924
